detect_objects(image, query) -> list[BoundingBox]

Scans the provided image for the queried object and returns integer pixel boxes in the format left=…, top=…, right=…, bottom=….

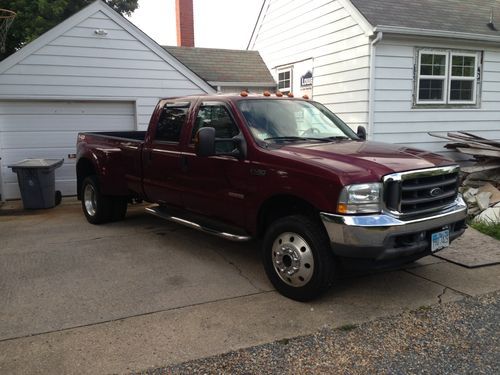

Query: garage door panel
left=1, top=131, right=82, bottom=149
left=0, top=114, right=135, bottom=132
left=0, top=101, right=135, bottom=115
left=0, top=101, right=135, bottom=200
left=1, top=147, right=77, bottom=166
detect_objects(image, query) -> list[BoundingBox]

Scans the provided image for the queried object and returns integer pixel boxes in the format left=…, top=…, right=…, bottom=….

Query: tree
left=1, top=0, right=138, bottom=61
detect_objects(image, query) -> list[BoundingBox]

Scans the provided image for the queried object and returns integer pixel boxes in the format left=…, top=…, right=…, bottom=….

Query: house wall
left=372, top=37, right=500, bottom=157
left=250, top=0, right=371, bottom=130
left=0, top=9, right=209, bottom=130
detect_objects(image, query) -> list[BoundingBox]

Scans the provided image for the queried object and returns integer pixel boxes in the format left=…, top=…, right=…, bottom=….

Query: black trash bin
left=8, top=159, right=64, bottom=209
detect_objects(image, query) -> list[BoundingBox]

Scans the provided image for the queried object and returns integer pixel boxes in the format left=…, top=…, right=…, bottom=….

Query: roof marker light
left=302, top=94, right=309, bottom=100
left=275, top=91, right=283, bottom=97
left=240, top=90, right=248, bottom=97
left=263, top=91, right=271, bottom=97
left=287, top=92, right=294, bottom=98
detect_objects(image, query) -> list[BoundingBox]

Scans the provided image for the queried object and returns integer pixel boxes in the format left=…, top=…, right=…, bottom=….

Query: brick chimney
left=176, top=0, right=195, bottom=47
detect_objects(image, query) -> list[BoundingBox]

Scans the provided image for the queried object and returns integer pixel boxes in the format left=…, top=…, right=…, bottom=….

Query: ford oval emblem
left=429, top=187, right=443, bottom=197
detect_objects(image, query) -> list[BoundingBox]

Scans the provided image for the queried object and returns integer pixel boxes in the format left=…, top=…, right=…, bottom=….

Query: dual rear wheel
left=81, top=175, right=127, bottom=224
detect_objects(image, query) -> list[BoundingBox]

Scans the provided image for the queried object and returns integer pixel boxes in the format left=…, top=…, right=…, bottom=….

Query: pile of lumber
left=429, top=131, right=500, bottom=223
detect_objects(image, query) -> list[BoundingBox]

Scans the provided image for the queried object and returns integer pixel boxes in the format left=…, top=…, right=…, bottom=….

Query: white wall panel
left=372, top=41, right=500, bottom=152
left=252, top=0, right=371, bottom=131
left=0, top=101, right=135, bottom=199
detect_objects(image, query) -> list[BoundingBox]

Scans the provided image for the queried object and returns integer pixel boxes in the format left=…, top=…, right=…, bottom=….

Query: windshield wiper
left=264, top=136, right=331, bottom=143
left=322, top=136, right=350, bottom=141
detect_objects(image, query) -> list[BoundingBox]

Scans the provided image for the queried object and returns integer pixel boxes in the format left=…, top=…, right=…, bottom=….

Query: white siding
left=251, top=0, right=371, bottom=129
left=0, top=101, right=135, bottom=199
left=372, top=38, right=500, bottom=156
left=0, top=10, right=207, bottom=130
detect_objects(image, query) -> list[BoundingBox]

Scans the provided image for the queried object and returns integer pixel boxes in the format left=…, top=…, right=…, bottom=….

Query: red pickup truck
left=76, top=93, right=467, bottom=301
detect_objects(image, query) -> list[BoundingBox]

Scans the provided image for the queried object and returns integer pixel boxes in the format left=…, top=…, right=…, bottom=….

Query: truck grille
left=384, top=166, right=460, bottom=216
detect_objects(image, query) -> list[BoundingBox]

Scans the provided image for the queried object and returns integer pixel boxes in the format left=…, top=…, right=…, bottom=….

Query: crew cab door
left=142, top=100, right=192, bottom=206
left=182, top=101, right=251, bottom=228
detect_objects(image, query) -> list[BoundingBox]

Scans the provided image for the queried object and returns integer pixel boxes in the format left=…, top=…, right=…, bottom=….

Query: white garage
left=0, top=1, right=214, bottom=200
left=0, top=100, right=135, bottom=199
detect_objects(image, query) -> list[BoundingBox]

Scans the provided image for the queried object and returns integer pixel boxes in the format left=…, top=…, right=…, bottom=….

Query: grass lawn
left=470, top=221, right=500, bottom=241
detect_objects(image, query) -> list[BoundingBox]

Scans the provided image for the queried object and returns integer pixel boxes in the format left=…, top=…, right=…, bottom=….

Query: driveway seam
left=0, top=290, right=273, bottom=344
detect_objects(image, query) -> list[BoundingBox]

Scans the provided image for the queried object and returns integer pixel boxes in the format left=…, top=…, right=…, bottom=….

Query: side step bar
left=145, top=206, right=252, bottom=242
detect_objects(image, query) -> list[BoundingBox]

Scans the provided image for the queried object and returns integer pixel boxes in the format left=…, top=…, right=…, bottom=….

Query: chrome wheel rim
left=272, top=232, right=314, bottom=287
left=83, top=183, right=97, bottom=217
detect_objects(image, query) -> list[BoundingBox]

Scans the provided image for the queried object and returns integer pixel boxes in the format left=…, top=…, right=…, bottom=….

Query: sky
left=126, top=0, right=264, bottom=49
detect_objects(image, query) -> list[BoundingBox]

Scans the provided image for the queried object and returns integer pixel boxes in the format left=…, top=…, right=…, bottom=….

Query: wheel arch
left=76, top=158, right=96, bottom=200
left=256, top=194, right=321, bottom=238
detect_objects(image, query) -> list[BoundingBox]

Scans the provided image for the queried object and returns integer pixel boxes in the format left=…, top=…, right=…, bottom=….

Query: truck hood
left=274, top=140, right=455, bottom=183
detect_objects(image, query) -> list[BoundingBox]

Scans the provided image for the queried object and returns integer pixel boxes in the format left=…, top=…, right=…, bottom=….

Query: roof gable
left=163, top=46, right=275, bottom=85
left=0, top=0, right=214, bottom=92
left=350, top=0, right=500, bottom=38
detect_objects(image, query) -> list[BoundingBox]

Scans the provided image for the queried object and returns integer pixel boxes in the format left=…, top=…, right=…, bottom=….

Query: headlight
left=337, top=183, right=382, bottom=214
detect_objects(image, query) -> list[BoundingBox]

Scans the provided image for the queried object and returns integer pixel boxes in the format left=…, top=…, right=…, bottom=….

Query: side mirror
left=357, top=125, right=367, bottom=140
left=195, top=127, right=215, bottom=157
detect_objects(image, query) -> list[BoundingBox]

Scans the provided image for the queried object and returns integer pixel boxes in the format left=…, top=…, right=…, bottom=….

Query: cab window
left=155, top=102, right=190, bottom=142
left=191, top=104, right=240, bottom=141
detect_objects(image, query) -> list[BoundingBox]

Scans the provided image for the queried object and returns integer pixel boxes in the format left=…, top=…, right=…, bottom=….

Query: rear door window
left=155, top=102, right=190, bottom=142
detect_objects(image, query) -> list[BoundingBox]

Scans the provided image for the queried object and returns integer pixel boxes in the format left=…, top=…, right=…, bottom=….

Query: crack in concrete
left=404, top=269, right=472, bottom=298
left=210, top=247, right=266, bottom=293
left=437, top=287, right=447, bottom=304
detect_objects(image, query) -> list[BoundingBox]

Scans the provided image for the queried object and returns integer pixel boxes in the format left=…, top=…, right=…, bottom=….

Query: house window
left=416, top=49, right=480, bottom=106
left=277, top=68, right=292, bottom=93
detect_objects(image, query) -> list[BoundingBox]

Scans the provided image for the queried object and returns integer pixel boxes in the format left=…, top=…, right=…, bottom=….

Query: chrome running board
left=145, top=205, right=252, bottom=242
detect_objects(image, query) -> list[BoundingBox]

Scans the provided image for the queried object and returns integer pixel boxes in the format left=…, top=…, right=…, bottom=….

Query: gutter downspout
left=368, top=31, right=383, bottom=140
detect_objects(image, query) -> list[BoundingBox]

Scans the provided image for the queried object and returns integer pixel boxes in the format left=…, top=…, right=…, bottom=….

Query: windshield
left=236, top=99, right=358, bottom=143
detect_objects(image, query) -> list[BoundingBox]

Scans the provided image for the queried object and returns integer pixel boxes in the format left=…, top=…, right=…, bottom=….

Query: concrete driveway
left=0, top=199, right=499, bottom=374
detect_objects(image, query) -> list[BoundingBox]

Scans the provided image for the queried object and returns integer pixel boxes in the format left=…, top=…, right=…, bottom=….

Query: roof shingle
left=351, top=0, right=500, bottom=37
left=163, top=46, right=275, bottom=84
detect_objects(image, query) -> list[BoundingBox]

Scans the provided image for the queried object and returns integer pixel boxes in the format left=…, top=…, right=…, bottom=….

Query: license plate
left=431, top=229, right=449, bottom=253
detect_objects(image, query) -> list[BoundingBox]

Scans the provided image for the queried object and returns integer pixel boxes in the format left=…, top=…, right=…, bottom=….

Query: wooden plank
left=461, top=164, right=500, bottom=173
left=458, top=132, right=500, bottom=148
left=428, top=133, right=500, bottom=150
left=448, top=132, right=500, bottom=148
left=456, top=147, right=500, bottom=158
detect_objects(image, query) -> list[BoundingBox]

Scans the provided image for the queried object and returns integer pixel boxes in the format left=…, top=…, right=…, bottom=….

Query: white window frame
left=415, top=49, right=480, bottom=106
left=416, top=50, right=448, bottom=104
left=448, top=52, right=478, bottom=105
left=277, top=67, right=292, bottom=93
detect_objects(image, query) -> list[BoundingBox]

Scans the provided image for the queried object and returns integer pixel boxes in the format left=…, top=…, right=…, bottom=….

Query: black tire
left=81, top=175, right=113, bottom=224
left=262, top=215, right=336, bottom=301
left=110, top=197, right=128, bottom=221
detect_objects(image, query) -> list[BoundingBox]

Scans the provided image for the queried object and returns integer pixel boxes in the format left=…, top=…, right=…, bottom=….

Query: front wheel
left=263, top=215, right=336, bottom=301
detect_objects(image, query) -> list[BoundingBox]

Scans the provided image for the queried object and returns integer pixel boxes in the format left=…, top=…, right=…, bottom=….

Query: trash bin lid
left=7, top=158, right=64, bottom=170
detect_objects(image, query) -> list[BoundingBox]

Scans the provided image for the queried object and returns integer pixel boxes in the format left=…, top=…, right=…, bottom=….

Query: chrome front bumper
left=320, top=196, right=467, bottom=261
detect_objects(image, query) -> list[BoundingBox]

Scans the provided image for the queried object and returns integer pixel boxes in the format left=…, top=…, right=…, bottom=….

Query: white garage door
left=0, top=101, right=136, bottom=200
